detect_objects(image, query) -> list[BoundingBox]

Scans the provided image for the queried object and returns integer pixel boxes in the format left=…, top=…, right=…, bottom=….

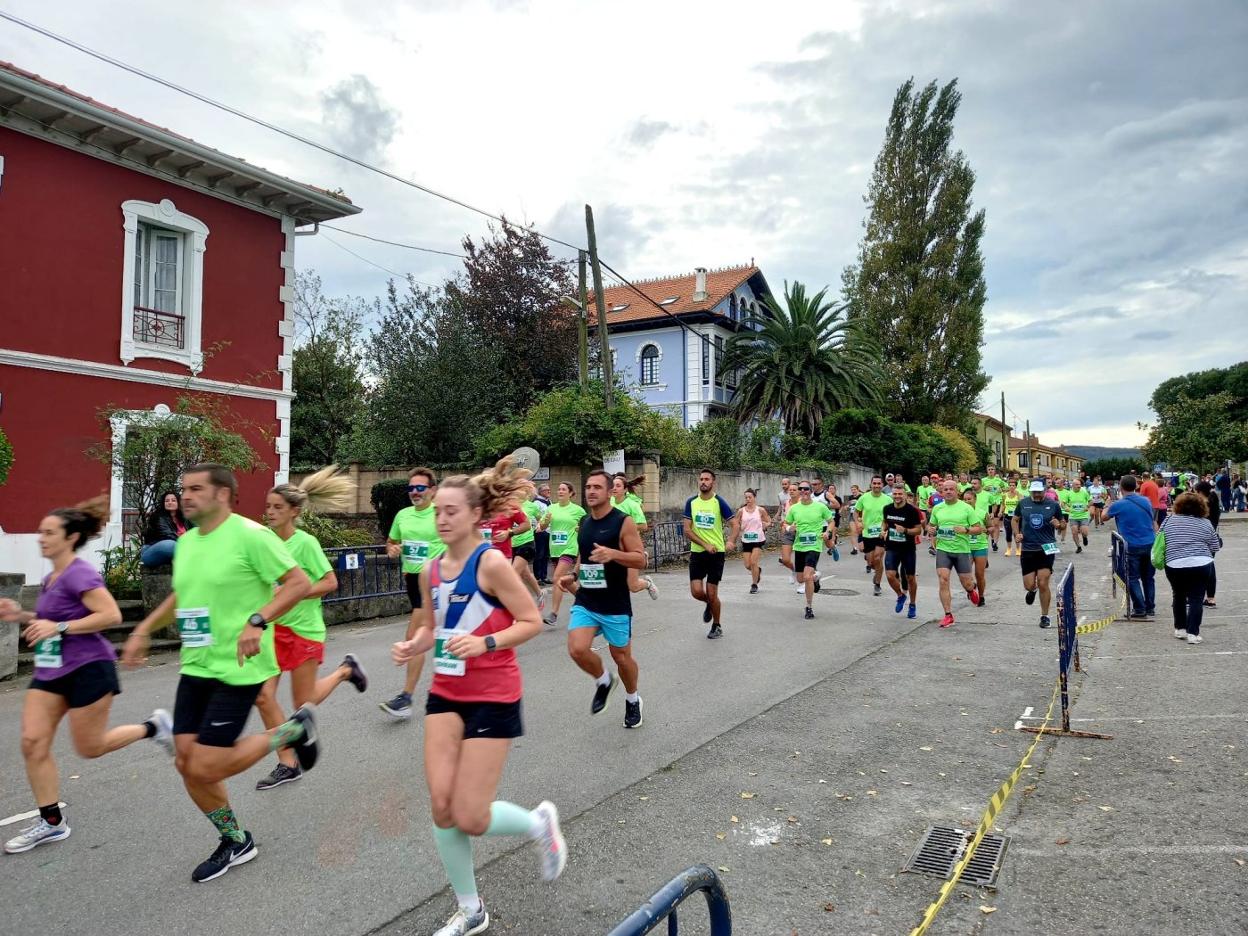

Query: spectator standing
left=1193, top=481, right=1222, bottom=608
left=140, top=491, right=187, bottom=567
left=1233, top=475, right=1246, bottom=512
left=1138, top=472, right=1164, bottom=526
left=1215, top=468, right=1231, bottom=512
left=1102, top=474, right=1157, bottom=619
left=1159, top=493, right=1220, bottom=644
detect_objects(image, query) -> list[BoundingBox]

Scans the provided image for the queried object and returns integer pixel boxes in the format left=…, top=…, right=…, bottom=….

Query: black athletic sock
left=142, top=720, right=158, bottom=739
left=40, top=803, right=62, bottom=826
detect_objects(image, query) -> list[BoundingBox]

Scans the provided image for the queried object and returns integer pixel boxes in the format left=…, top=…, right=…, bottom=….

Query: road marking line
left=1090, top=650, right=1245, bottom=661
left=0, top=804, right=66, bottom=827
left=1015, top=713, right=1244, bottom=723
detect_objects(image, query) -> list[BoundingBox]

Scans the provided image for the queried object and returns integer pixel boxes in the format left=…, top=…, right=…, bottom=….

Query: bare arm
left=589, top=517, right=646, bottom=570
left=22, top=586, right=122, bottom=646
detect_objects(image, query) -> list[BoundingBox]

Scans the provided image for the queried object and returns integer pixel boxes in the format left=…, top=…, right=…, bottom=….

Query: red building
left=0, top=61, right=361, bottom=583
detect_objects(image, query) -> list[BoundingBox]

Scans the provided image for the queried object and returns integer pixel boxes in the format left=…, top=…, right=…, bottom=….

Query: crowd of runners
left=0, top=456, right=1230, bottom=935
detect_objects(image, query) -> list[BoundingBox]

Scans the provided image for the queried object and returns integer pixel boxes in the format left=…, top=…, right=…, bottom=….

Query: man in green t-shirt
left=853, top=476, right=892, bottom=596
left=124, top=464, right=314, bottom=884
left=927, top=479, right=984, bottom=628
left=380, top=467, right=446, bottom=719
left=981, top=466, right=1006, bottom=552
left=1066, top=478, right=1092, bottom=554
left=785, top=481, right=834, bottom=619
left=683, top=469, right=738, bottom=639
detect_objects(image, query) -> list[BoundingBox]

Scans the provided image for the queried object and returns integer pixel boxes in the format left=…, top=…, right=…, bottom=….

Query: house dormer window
left=120, top=198, right=208, bottom=373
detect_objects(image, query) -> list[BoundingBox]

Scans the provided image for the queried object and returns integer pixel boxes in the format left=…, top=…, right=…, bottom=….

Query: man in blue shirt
left=1103, top=474, right=1156, bottom=619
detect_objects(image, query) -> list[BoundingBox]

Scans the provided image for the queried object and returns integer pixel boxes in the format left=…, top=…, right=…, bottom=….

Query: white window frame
left=638, top=342, right=663, bottom=387
left=120, top=198, right=208, bottom=374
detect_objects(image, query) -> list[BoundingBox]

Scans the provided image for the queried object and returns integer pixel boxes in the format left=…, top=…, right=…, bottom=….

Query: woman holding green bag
left=1158, top=493, right=1220, bottom=645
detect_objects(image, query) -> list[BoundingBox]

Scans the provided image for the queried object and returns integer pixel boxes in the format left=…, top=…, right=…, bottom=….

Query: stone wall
left=0, top=572, right=21, bottom=680
left=653, top=463, right=877, bottom=522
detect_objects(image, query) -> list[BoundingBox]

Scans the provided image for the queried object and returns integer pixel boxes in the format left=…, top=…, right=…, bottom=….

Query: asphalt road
left=0, top=525, right=1242, bottom=936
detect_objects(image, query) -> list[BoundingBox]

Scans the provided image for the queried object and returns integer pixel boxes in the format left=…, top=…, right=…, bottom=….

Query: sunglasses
left=407, top=484, right=431, bottom=493
left=798, top=486, right=812, bottom=492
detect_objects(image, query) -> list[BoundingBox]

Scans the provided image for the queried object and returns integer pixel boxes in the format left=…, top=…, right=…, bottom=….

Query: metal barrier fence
left=606, top=865, right=732, bottom=936
left=1109, top=531, right=1133, bottom=615
left=322, top=545, right=405, bottom=604
left=649, top=521, right=691, bottom=571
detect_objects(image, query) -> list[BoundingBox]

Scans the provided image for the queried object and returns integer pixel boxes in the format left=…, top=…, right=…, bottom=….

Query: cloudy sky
left=4, top=0, right=1245, bottom=447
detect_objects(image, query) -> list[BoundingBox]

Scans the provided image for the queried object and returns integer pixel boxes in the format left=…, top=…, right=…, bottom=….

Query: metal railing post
left=606, top=865, right=732, bottom=936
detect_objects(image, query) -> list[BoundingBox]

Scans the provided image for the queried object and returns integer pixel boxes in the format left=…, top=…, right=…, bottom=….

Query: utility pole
left=1025, top=419, right=1032, bottom=477
left=585, top=204, right=614, bottom=409
left=1000, top=392, right=1008, bottom=469
left=576, top=250, right=589, bottom=389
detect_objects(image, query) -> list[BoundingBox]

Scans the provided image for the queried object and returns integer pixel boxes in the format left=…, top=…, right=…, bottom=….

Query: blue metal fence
left=649, top=521, right=691, bottom=572
left=322, top=544, right=405, bottom=604
left=606, top=865, right=732, bottom=936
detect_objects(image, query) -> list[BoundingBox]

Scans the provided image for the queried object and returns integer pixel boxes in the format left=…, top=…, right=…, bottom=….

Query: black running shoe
left=624, top=697, right=643, bottom=729
left=288, top=704, right=319, bottom=772
left=342, top=654, right=368, bottom=693
left=1025, top=589, right=1037, bottom=606
left=255, top=763, right=302, bottom=791
left=850, top=548, right=858, bottom=556
left=192, top=832, right=257, bottom=883
left=1039, top=615, right=1052, bottom=629
left=804, top=606, right=814, bottom=620
left=991, top=541, right=998, bottom=552
left=702, top=604, right=712, bottom=624
left=928, top=546, right=936, bottom=557
left=813, top=577, right=821, bottom=593
left=1076, top=545, right=1083, bottom=554
left=1083, top=533, right=1088, bottom=546
left=873, top=583, right=882, bottom=596
left=750, top=583, right=758, bottom=594
left=591, top=673, right=616, bottom=715
left=706, top=624, right=723, bottom=639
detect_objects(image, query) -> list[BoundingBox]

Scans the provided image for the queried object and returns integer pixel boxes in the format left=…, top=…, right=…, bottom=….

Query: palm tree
left=721, top=281, right=882, bottom=435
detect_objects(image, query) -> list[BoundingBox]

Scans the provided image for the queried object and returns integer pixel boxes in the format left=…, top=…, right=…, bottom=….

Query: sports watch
left=484, top=635, right=497, bottom=653
left=247, top=613, right=269, bottom=631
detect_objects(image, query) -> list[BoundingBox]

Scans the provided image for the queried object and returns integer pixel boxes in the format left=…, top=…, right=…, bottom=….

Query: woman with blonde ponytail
left=391, top=457, right=564, bottom=936
left=252, top=466, right=369, bottom=790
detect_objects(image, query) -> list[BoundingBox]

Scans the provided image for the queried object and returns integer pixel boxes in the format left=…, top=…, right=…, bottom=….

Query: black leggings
left=1164, top=564, right=1212, bottom=636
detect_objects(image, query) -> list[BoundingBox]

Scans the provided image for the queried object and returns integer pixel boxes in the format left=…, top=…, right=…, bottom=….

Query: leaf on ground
left=1233, top=858, right=1245, bottom=867
left=1055, top=838, right=1071, bottom=845
left=821, top=838, right=834, bottom=846
left=718, top=866, right=730, bottom=873
left=1168, top=756, right=1183, bottom=764
left=730, top=815, right=739, bottom=823
left=900, top=781, right=913, bottom=786
left=639, top=796, right=649, bottom=801
left=740, top=792, right=756, bottom=799
left=866, top=790, right=879, bottom=796
left=990, top=727, right=1004, bottom=734
left=920, top=746, right=933, bottom=752
left=823, top=902, right=836, bottom=912
left=1097, top=805, right=1114, bottom=812
left=716, top=832, right=726, bottom=841
left=980, top=905, right=997, bottom=914
left=787, top=816, right=800, bottom=823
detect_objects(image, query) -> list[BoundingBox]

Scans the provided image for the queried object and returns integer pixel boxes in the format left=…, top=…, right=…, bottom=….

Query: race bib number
left=33, top=637, right=62, bottom=668
left=887, top=528, right=907, bottom=542
left=433, top=627, right=466, bottom=677
left=551, top=530, right=570, bottom=547
left=937, top=526, right=956, bottom=541
left=1041, top=542, right=1059, bottom=556
left=866, top=524, right=882, bottom=538
left=578, top=563, right=607, bottom=589
left=694, top=511, right=716, bottom=530
left=797, top=531, right=819, bottom=547
left=742, top=530, right=762, bottom=543
left=176, top=607, right=213, bottom=648
left=402, top=540, right=429, bottom=563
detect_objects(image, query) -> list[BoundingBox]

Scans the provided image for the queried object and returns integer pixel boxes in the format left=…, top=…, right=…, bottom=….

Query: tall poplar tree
left=843, top=78, right=989, bottom=426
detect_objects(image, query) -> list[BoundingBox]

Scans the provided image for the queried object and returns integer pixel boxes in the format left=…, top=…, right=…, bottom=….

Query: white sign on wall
left=603, top=449, right=626, bottom=475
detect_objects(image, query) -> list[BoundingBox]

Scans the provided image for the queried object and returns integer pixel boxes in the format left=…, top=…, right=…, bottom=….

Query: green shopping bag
left=1151, top=530, right=1166, bottom=569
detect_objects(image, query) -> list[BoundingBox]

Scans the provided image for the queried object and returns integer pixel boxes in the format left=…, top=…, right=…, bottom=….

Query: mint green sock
left=205, top=806, right=246, bottom=844
left=432, top=825, right=479, bottom=906
left=268, top=717, right=304, bottom=752
left=484, top=801, right=539, bottom=838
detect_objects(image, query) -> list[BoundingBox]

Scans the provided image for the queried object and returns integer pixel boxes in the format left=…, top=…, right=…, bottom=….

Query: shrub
left=371, top=478, right=412, bottom=539
left=100, top=537, right=143, bottom=599
left=0, top=425, right=12, bottom=487
left=297, top=512, right=376, bottom=548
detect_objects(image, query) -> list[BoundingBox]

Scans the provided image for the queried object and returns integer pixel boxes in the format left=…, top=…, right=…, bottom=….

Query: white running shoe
left=788, top=575, right=796, bottom=585
left=1174, top=629, right=1186, bottom=639
left=536, top=588, right=549, bottom=612
left=148, top=708, right=175, bottom=756
left=1186, top=634, right=1203, bottom=645
left=643, top=577, right=659, bottom=601
left=4, top=818, right=70, bottom=854
left=533, top=800, right=567, bottom=882
left=795, top=585, right=806, bottom=594
left=432, top=904, right=490, bottom=936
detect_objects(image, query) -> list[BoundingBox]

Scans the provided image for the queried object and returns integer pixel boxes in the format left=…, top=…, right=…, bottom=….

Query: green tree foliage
left=0, top=425, right=12, bottom=486
left=814, top=408, right=975, bottom=478
left=1081, top=457, right=1143, bottom=481
left=89, top=396, right=263, bottom=532
left=290, top=273, right=369, bottom=466
left=1149, top=361, right=1248, bottom=423
left=842, top=78, right=989, bottom=426
left=721, top=281, right=881, bottom=435
left=1140, top=392, right=1248, bottom=472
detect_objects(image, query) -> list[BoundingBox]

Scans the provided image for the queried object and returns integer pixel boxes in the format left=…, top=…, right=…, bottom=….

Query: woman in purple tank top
left=0, top=498, right=173, bottom=855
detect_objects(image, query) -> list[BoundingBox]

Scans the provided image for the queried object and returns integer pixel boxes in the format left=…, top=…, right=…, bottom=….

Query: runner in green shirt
left=684, top=469, right=738, bottom=639
left=252, top=470, right=369, bottom=791
left=784, top=483, right=833, bottom=619
left=962, top=487, right=991, bottom=609
left=1066, top=478, right=1092, bottom=554
left=612, top=473, right=659, bottom=601
left=124, top=464, right=316, bottom=884
left=1001, top=480, right=1022, bottom=556
left=981, top=467, right=1006, bottom=553
left=510, top=484, right=551, bottom=613
left=539, top=482, right=587, bottom=627
left=927, top=479, right=984, bottom=627
left=916, top=476, right=935, bottom=514
left=853, top=476, right=892, bottom=597
left=381, top=467, right=446, bottom=719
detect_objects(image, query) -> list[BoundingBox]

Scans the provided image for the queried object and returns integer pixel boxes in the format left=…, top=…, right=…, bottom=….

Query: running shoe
left=978, top=596, right=986, bottom=608
left=1025, top=589, right=1037, bottom=606
left=379, top=691, right=413, bottom=720
left=533, top=801, right=567, bottom=881
left=928, top=546, right=937, bottom=557
left=1186, top=634, right=1203, bottom=645
left=624, top=697, right=643, bottom=729
left=287, top=704, right=319, bottom=772
left=895, top=594, right=906, bottom=614
left=865, top=564, right=872, bottom=574
left=192, top=832, right=257, bottom=883
left=1083, top=533, right=1089, bottom=547
left=255, top=763, right=302, bottom=791
left=850, top=548, right=859, bottom=556
left=1039, top=615, right=1052, bottom=629
left=908, top=603, right=917, bottom=619
left=795, top=584, right=806, bottom=594
left=967, top=588, right=980, bottom=606
left=1076, top=545, right=1083, bottom=554
left=706, top=624, right=723, bottom=639
left=749, top=583, right=758, bottom=595
left=432, top=905, right=489, bottom=936
left=342, top=654, right=368, bottom=693
left=4, top=818, right=70, bottom=854
left=537, top=588, right=549, bottom=612
left=873, top=583, right=882, bottom=597
left=940, top=613, right=954, bottom=628
left=804, top=606, right=814, bottom=620
left=148, top=708, right=174, bottom=756
left=1174, top=629, right=1186, bottom=639
left=702, top=604, right=712, bottom=624
left=831, top=546, right=840, bottom=562
left=813, top=577, right=821, bottom=593
left=643, top=577, right=659, bottom=601
left=991, top=541, right=998, bottom=552
left=591, top=673, right=616, bottom=715
left=543, top=613, right=558, bottom=628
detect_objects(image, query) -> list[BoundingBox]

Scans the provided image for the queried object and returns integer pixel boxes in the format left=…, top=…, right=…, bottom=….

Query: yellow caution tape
left=1074, top=577, right=1128, bottom=635
left=909, top=680, right=1060, bottom=936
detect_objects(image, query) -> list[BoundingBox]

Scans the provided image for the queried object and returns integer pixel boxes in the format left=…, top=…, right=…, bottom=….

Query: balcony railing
left=133, top=305, right=185, bottom=349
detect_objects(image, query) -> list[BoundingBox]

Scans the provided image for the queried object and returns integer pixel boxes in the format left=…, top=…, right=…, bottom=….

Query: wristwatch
left=247, top=613, right=269, bottom=631
left=56, top=621, right=70, bottom=635
left=484, top=635, right=497, bottom=653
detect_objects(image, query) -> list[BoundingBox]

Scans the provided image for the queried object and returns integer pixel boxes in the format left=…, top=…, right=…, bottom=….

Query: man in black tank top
left=558, top=470, right=648, bottom=729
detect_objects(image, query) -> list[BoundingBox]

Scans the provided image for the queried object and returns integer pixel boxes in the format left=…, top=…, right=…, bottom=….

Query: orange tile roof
left=600, top=265, right=761, bottom=326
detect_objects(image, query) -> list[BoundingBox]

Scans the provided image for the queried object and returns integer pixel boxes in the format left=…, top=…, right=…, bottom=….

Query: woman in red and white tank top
left=391, top=457, right=566, bottom=936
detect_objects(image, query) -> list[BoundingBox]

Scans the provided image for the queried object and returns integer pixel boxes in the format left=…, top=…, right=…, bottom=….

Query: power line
left=320, top=233, right=441, bottom=290
left=321, top=224, right=466, bottom=259
left=0, top=10, right=586, bottom=254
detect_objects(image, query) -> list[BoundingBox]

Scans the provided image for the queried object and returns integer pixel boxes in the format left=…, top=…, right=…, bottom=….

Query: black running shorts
left=512, top=543, right=536, bottom=562
left=861, top=537, right=884, bottom=553
left=29, top=659, right=120, bottom=709
left=404, top=572, right=423, bottom=610
left=884, top=549, right=917, bottom=576
left=688, top=551, right=726, bottom=584
left=426, top=693, right=523, bottom=739
left=1020, top=550, right=1056, bottom=577
left=794, top=551, right=820, bottom=573
left=173, top=675, right=263, bottom=747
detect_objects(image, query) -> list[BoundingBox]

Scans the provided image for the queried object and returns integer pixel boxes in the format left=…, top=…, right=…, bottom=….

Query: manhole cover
left=903, top=826, right=1010, bottom=886
left=824, top=588, right=859, bottom=596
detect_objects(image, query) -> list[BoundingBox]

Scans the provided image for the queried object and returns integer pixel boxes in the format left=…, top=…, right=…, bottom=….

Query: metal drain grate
left=903, top=826, right=1010, bottom=886
left=824, top=588, right=859, bottom=596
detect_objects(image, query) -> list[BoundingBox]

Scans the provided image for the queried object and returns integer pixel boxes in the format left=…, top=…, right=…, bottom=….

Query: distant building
left=1007, top=435, right=1084, bottom=481
left=597, top=264, right=773, bottom=427
left=972, top=412, right=1013, bottom=467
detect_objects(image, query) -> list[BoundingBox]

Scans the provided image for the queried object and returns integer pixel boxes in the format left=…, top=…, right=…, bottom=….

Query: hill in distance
left=1062, top=445, right=1142, bottom=461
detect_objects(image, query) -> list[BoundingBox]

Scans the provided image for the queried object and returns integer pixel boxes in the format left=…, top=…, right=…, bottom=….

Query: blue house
left=599, top=264, right=774, bottom=426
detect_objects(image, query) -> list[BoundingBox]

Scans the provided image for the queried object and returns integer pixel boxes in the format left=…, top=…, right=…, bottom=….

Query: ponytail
left=270, top=465, right=357, bottom=515
left=51, top=495, right=109, bottom=551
